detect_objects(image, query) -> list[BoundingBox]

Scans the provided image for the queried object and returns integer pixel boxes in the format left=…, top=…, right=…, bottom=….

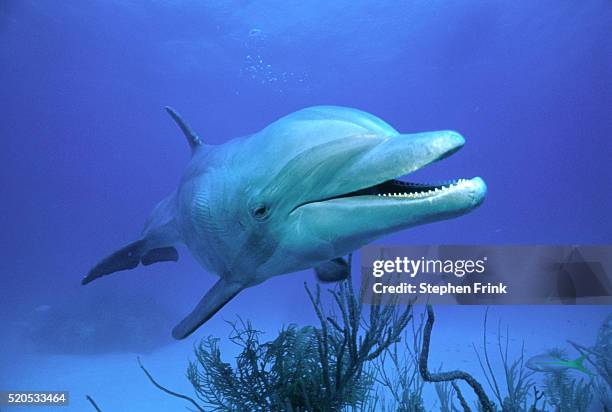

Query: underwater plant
left=434, top=379, right=457, bottom=412
left=472, top=309, right=534, bottom=412
left=140, top=255, right=413, bottom=411
left=543, top=372, right=592, bottom=412
left=595, top=314, right=612, bottom=386
left=540, top=349, right=593, bottom=412
left=135, top=260, right=607, bottom=412
left=433, top=375, right=471, bottom=412
left=373, top=307, right=477, bottom=412
left=419, top=305, right=496, bottom=412
left=568, top=313, right=612, bottom=411
left=374, top=311, right=427, bottom=412
left=183, top=320, right=366, bottom=411
left=85, top=395, right=103, bottom=411
left=415, top=305, right=602, bottom=412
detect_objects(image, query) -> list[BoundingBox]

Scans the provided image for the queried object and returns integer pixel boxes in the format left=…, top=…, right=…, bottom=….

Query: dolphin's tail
left=81, top=240, right=178, bottom=285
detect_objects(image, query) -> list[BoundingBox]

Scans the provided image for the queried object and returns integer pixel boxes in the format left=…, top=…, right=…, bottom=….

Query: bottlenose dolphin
left=82, top=106, right=486, bottom=339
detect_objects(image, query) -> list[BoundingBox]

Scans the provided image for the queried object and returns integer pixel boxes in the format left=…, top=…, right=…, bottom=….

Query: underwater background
left=0, top=0, right=610, bottom=410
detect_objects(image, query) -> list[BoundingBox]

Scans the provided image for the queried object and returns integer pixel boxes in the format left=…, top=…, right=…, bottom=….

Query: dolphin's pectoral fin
left=82, top=241, right=179, bottom=285
left=141, top=247, right=179, bottom=266
left=314, top=258, right=349, bottom=283
left=172, top=279, right=243, bottom=340
left=82, top=240, right=146, bottom=285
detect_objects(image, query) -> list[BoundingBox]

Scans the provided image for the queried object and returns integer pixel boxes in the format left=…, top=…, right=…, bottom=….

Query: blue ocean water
left=0, top=1, right=610, bottom=411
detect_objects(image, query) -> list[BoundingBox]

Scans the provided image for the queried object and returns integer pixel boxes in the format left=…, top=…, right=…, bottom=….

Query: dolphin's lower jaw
left=294, top=177, right=486, bottom=242
left=306, top=176, right=485, bottom=206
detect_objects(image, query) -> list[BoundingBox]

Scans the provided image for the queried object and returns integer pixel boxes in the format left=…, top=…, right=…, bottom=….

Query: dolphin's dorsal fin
left=165, top=106, right=203, bottom=153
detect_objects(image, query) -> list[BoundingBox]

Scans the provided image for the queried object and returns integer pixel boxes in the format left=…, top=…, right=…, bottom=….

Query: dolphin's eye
left=251, top=203, right=270, bottom=220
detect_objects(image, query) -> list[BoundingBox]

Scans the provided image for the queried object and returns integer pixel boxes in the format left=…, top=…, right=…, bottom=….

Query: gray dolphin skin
left=82, top=106, right=486, bottom=339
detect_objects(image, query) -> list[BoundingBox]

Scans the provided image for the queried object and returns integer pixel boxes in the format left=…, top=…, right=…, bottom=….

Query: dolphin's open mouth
left=292, top=176, right=484, bottom=213
left=286, top=130, right=486, bottom=218
left=331, top=178, right=472, bottom=200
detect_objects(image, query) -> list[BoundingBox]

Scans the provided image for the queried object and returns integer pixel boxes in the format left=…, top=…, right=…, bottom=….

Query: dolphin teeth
left=376, top=179, right=470, bottom=200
